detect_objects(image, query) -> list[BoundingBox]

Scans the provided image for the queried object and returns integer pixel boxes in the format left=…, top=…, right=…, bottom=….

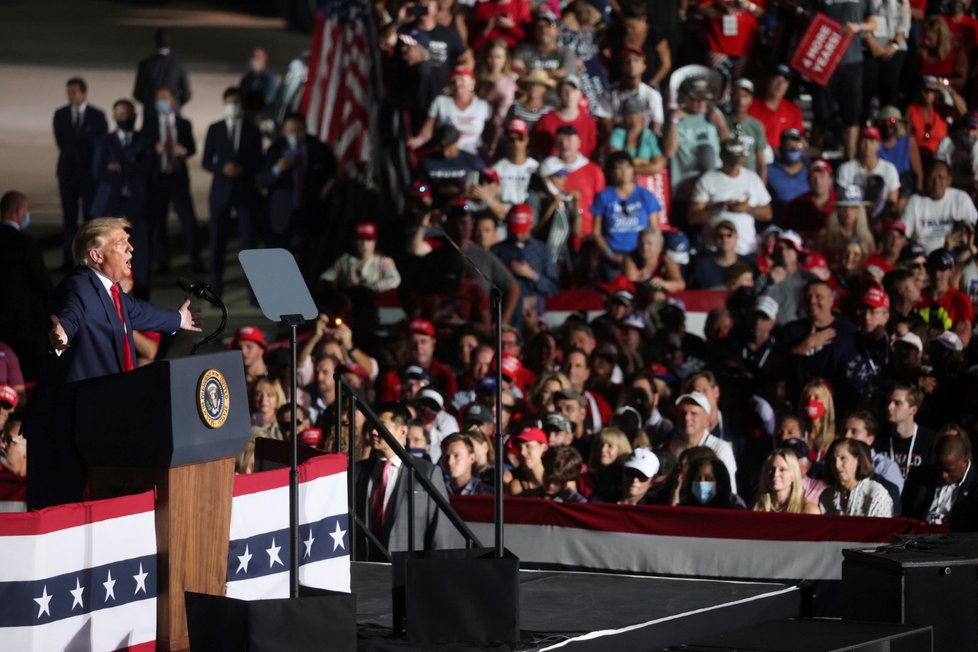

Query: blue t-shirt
left=590, top=186, right=661, bottom=253
left=766, top=161, right=810, bottom=219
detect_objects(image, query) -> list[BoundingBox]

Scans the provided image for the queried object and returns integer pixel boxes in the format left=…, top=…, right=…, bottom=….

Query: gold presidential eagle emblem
left=197, top=369, right=230, bottom=428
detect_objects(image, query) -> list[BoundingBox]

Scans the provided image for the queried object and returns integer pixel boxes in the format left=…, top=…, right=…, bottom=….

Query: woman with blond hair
left=475, top=40, right=520, bottom=154
left=582, top=427, right=633, bottom=502
left=251, top=377, right=287, bottom=440
left=753, top=448, right=820, bottom=514
left=816, top=188, right=876, bottom=265
left=799, top=380, right=836, bottom=462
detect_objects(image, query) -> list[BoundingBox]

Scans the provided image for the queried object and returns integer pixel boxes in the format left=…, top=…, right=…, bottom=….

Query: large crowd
left=4, top=0, right=978, bottom=548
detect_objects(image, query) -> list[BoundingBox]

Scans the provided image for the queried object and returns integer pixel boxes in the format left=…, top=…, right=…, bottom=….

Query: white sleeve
left=886, top=162, right=901, bottom=192
left=428, top=95, right=447, bottom=120
left=749, top=173, right=772, bottom=206
left=900, top=199, right=916, bottom=238
left=836, top=162, right=856, bottom=188
left=960, top=192, right=978, bottom=224
left=692, top=175, right=711, bottom=203
left=648, top=87, right=664, bottom=127
left=935, top=137, right=953, bottom=166
left=718, top=442, right=738, bottom=495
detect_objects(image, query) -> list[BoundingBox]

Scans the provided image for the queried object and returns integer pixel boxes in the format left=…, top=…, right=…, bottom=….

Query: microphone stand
left=188, top=285, right=229, bottom=356
left=439, top=231, right=505, bottom=558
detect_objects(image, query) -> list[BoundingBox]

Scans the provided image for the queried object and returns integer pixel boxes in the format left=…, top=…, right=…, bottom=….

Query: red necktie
left=369, top=459, right=394, bottom=532
left=110, top=283, right=134, bottom=372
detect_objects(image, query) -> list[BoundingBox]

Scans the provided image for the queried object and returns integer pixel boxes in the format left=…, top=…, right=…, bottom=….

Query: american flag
left=302, top=0, right=374, bottom=180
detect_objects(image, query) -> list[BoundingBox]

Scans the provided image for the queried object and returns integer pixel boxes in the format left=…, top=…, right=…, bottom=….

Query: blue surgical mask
left=783, top=149, right=804, bottom=163
left=21, top=211, right=30, bottom=230
left=408, top=447, right=427, bottom=458
left=692, top=480, right=717, bottom=504
left=155, top=99, right=171, bottom=115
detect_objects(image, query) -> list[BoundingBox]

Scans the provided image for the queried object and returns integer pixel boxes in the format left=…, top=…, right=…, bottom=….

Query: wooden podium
left=74, top=351, right=252, bottom=652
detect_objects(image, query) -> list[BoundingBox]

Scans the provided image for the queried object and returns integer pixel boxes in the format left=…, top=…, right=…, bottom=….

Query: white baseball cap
left=675, top=391, right=712, bottom=416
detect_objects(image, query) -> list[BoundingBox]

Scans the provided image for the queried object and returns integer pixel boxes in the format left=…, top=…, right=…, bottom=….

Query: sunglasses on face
left=625, top=469, right=650, bottom=482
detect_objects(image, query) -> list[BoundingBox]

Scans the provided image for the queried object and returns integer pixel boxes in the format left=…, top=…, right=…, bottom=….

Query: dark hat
left=899, top=242, right=927, bottom=262
left=556, top=124, right=579, bottom=136
left=463, top=402, right=493, bottom=425
left=782, top=437, right=810, bottom=461
left=554, top=388, right=585, bottom=406
left=926, top=247, right=955, bottom=271
left=543, top=412, right=573, bottom=432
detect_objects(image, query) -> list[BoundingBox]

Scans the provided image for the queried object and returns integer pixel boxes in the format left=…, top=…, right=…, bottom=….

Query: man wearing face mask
left=689, top=138, right=772, bottom=255
left=766, top=129, right=810, bottom=219
left=144, top=86, right=200, bottom=279
left=90, top=99, right=153, bottom=293
left=0, top=192, right=52, bottom=382
left=239, top=47, right=278, bottom=118
left=202, top=87, right=263, bottom=296
left=935, top=110, right=978, bottom=196
left=258, top=112, right=336, bottom=253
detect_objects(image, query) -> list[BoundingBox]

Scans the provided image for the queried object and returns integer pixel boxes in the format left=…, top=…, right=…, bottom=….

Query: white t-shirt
left=600, top=82, right=665, bottom=129
left=493, top=157, right=539, bottom=208
left=699, top=432, right=739, bottom=495
left=429, top=95, right=492, bottom=155
left=692, top=168, right=772, bottom=255
left=837, top=158, right=901, bottom=197
left=900, top=188, right=978, bottom=253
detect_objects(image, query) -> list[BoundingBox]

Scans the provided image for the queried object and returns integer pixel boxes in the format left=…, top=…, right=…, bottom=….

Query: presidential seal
left=197, top=369, right=230, bottom=428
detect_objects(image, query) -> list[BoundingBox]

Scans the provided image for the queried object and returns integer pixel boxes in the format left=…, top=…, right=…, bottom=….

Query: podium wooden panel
left=89, top=458, right=235, bottom=651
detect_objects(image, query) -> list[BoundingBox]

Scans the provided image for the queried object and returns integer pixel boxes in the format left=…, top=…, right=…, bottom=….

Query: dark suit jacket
left=354, top=455, right=460, bottom=560
left=53, top=104, right=108, bottom=182
left=0, top=224, right=53, bottom=379
left=142, top=114, right=196, bottom=182
left=202, top=119, right=263, bottom=208
left=903, top=463, right=978, bottom=529
left=90, top=131, right=154, bottom=217
left=51, top=266, right=180, bottom=384
left=133, top=51, right=192, bottom=111
left=257, top=136, right=336, bottom=227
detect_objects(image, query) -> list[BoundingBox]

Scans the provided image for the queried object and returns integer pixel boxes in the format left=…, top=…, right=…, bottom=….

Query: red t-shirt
left=532, top=110, right=598, bottom=159
left=907, top=104, right=950, bottom=155
left=944, top=14, right=978, bottom=50
left=916, top=287, right=974, bottom=330
left=469, top=0, right=531, bottom=51
left=565, top=160, right=606, bottom=242
left=748, top=97, right=804, bottom=151
left=707, top=0, right=765, bottom=57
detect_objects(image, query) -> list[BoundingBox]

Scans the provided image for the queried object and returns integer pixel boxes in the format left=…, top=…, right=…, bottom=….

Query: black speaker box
left=392, top=547, right=520, bottom=647
left=185, top=586, right=356, bottom=651
left=662, top=618, right=932, bottom=651
left=842, top=534, right=978, bottom=652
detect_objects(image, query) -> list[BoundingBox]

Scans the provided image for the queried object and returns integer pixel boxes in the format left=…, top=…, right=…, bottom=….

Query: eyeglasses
left=625, top=469, right=650, bottom=482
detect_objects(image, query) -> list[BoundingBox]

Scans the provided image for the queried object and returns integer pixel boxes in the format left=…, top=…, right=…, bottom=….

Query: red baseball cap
left=883, top=220, right=907, bottom=235
left=299, top=427, right=323, bottom=447
left=500, top=353, right=522, bottom=381
left=513, top=427, right=547, bottom=446
left=409, top=318, right=436, bottom=338
left=862, top=285, right=891, bottom=309
left=809, top=159, right=833, bottom=175
left=449, top=66, right=475, bottom=79
left=480, top=168, right=500, bottom=185
left=231, top=326, right=267, bottom=350
left=620, top=47, right=646, bottom=60
left=803, top=252, right=828, bottom=269
left=0, top=384, right=17, bottom=410
left=507, top=204, right=534, bottom=235
left=861, top=125, right=881, bottom=141
left=507, top=119, right=529, bottom=136
left=355, top=222, right=377, bottom=240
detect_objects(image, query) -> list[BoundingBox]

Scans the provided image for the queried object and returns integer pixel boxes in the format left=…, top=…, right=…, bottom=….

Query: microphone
left=177, top=277, right=213, bottom=301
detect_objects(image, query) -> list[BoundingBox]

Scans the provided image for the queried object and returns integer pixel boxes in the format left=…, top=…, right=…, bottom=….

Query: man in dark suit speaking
left=354, top=402, right=459, bottom=560
left=27, top=217, right=201, bottom=508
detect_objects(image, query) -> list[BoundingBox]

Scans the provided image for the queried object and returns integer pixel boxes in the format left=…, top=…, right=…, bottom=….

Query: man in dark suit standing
left=903, top=435, right=978, bottom=530
left=91, top=99, right=154, bottom=299
left=257, top=112, right=336, bottom=254
left=27, top=217, right=201, bottom=509
left=0, top=191, right=52, bottom=382
left=53, top=77, right=108, bottom=271
left=133, top=28, right=191, bottom=128
left=354, top=402, right=459, bottom=561
left=202, top=87, right=263, bottom=296
left=145, top=86, right=201, bottom=274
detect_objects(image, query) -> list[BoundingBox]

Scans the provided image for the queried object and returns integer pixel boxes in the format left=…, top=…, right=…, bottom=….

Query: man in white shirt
left=836, top=126, right=901, bottom=212
left=676, top=391, right=738, bottom=493
left=901, top=160, right=978, bottom=253
left=689, top=138, right=772, bottom=255
left=492, top=119, right=539, bottom=214
left=600, top=47, right=664, bottom=132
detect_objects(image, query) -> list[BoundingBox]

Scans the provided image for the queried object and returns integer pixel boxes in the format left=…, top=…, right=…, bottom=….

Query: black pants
left=209, top=195, right=255, bottom=296
left=150, top=173, right=201, bottom=270
left=58, top=174, right=96, bottom=266
left=814, top=61, right=864, bottom=128
left=863, top=49, right=907, bottom=121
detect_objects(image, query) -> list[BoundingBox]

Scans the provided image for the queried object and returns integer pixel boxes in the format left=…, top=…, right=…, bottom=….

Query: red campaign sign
left=636, top=169, right=671, bottom=229
left=790, top=12, right=855, bottom=87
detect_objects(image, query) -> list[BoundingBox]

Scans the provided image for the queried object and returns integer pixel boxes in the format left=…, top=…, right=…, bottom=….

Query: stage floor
left=353, top=561, right=802, bottom=651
